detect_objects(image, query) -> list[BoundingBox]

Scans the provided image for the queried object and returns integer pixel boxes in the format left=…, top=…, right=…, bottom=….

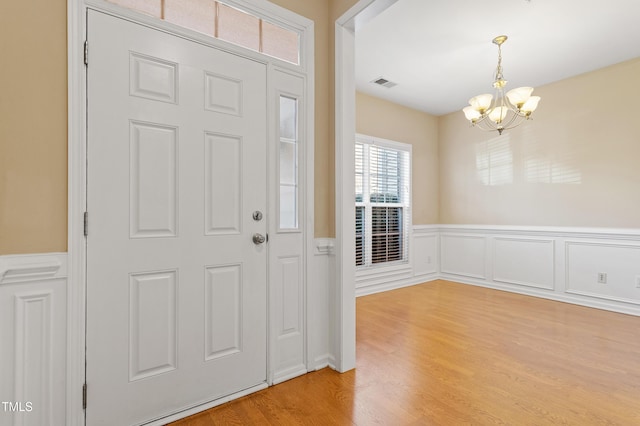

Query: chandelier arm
left=500, top=110, right=523, bottom=130
left=473, top=117, right=500, bottom=132
left=471, top=108, right=528, bottom=133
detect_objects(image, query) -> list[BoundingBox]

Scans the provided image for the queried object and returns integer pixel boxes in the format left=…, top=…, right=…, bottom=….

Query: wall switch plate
left=636, top=276, right=640, bottom=288
left=597, top=272, right=607, bottom=284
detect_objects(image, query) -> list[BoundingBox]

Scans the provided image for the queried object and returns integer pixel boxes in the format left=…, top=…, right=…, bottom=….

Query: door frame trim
left=67, top=1, right=314, bottom=424
left=333, top=0, right=398, bottom=373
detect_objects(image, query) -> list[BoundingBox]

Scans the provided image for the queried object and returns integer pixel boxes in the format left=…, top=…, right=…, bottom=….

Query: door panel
left=86, top=10, right=267, bottom=425
left=269, top=69, right=307, bottom=383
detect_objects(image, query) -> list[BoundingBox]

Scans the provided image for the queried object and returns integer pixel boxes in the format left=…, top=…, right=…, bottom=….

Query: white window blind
left=355, top=136, right=411, bottom=268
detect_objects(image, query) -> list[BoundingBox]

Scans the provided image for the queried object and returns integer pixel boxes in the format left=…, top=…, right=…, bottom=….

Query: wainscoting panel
left=353, top=225, right=640, bottom=316
left=271, top=254, right=305, bottom=384
left=493, top=237, right=555, bottom=290
left=436, top=226, right=640, bottom=316
left=413, top=230, right=438, bottom=277
left=566, top=241, right=640, bottom=305
left=0, top=253, right=67, bottom=426
left=440, top=234, right=487, bottom=280
left=308, top=239, right=334, bottom=372
left=355, top=226, right=440, bottom=297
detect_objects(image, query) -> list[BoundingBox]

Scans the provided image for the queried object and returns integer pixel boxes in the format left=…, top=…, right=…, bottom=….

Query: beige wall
left=0, top=0, right=360, bottom=255
left=273, top=0, right=358, bottom=238
left=272, top=0, right=359, bottom=237
left=0, top=0, right=68, bottom=255
left=15, top=0, right=634, bottom=254
left=439, top=58, right=640, bottom=227
left=356, top=92, right=439, bottom=224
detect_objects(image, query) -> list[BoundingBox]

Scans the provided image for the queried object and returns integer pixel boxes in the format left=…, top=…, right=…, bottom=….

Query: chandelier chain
left=494, top=44, right=504, bottom=83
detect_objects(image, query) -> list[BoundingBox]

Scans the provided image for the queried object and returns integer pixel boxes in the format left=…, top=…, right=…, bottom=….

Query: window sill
left=356, top=261, right=411, bottom=278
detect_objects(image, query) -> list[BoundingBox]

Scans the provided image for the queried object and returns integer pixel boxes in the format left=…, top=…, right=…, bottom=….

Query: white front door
left=86, top=10, right=267, bottom=425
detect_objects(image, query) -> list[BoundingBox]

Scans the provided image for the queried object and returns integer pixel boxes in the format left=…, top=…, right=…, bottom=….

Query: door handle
left=252, top=233, right=266, bottom=245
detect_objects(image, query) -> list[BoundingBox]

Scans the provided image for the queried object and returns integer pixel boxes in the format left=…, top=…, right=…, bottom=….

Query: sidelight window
left=279, top=95, right=299, bottom=230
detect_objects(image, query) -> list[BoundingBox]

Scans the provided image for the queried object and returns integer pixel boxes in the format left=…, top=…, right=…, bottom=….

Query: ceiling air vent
left=371, top=77, right=397, bottom=88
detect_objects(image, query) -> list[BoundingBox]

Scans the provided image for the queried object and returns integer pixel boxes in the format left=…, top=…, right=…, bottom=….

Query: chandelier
left=462, top=35, right=540, bottom=135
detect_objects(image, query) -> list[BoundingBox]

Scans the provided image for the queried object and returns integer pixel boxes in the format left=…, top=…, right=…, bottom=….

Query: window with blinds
left=355, top=135, right=411, bottom=268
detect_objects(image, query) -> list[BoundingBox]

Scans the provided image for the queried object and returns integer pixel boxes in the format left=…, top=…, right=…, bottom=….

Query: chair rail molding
left=0, top=253, right=66, bottom=285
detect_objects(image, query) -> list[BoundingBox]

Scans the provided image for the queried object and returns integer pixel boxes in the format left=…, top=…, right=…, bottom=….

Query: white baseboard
left=356, top=274, right=439, bottom=297
left=272, top=364, right=308, bottom=385
left=440, top=273, right=640, bottom=317
left=312, top=353, right=335, bottom=371
left=145, top=382, right=269, bottom=425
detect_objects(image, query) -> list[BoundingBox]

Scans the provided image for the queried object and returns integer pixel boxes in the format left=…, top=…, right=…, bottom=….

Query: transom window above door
left=106, top=0, right=300, bottom=64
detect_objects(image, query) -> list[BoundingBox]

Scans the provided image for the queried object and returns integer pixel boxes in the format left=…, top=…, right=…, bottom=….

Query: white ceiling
left=355, top=0, right=640, bottom=116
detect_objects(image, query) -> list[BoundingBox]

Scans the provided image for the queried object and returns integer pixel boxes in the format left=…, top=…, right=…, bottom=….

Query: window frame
left=277, top=92, right=301, bottom=232
left=355, top=134, right=412, bottom=270
left=101, top=0, right=303, bottom=66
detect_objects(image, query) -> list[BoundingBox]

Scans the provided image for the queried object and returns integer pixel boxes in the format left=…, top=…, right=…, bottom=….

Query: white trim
left=0, top=253, right=65, bottom=285
left=443, top=274, right=640, bottom=317
left=300, top=14, right=316, bottom=378
left=334, top=20, right=356, bottom=374
left=438, top=224, right=640, bottom=240
left=356, top=274, right=439, bottom=297
left=356, top=133, right=411, bottom=151
left=67, top=0, right=87, bottom=424
left=144, top=382, right=268, bottom=426
left=314, top=238, right=335, bottom=256
left=335, top=0, right=400, bottom=374
left=271, top=364, right=307, bottom=385
left=313, top=353, right=335, bottom=371
left=68, top=1, right=314, bottom=424
left=413, top=224, right=440, bottom=232
left=347, top=0, right=399, bottom=32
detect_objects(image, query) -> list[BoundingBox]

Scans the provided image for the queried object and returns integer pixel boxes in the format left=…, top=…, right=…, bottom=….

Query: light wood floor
left=170, top=280, right=640, bottom=425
